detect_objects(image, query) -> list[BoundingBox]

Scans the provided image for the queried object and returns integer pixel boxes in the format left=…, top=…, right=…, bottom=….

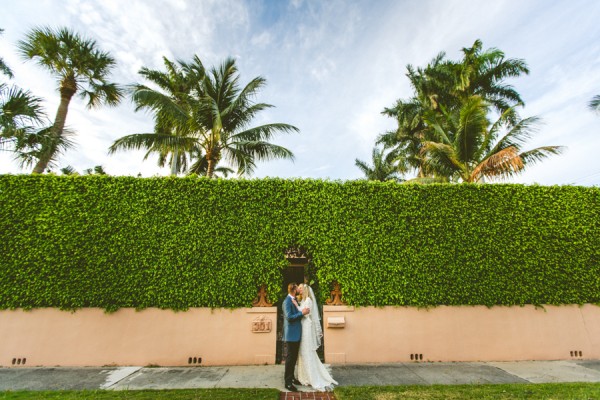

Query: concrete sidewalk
left=1, top=360, right=600, bottom=392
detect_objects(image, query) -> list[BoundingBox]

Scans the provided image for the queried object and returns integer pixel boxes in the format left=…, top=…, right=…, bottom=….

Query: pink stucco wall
left=0, top=307, right=276, bottom=367
left=323, top=304, right=600, bottom=363
left=1, top=304, right=598, bottom=366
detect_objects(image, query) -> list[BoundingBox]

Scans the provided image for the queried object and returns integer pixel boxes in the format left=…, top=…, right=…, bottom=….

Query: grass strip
left=334, top=383, right=600, bottom=399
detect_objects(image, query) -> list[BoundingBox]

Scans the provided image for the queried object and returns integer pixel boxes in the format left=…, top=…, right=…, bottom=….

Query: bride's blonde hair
left=297, top=283, right=310, bottom=301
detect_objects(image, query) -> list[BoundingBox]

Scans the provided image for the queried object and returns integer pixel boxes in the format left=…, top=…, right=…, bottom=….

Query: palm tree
left=186, top=146, right=234, bottom=178
left=60, top=165, right=78, bottom=175
left=379, top=98, right=430, bottom=177
left=395, top=40, right=528, bottom=116
left=420, top=97, right=563, bottom=182
left=58, top=164, right=106, bottom=175
left=84, top=165, right=107, bottom=175
left=18, top=27, right=123, bottom=173
left=0, top=28, right=14, bottom=78
left=9, top=126, right=76, bottom=171
left=112, top=56, right=298, bottom=178
left=452, top=39, right=529, bottom=112
left=382, top=40, right=532, bottom=180
left=192, top=57, right=298, bottom=178
left=1, top=29, right=49, bottom=166
left=0, top=84, right=72, bottom=173
left=355, top=146, right=403, bottom=182
left=590, top=95, right=600, bottom=113
left=109, top=56, right=204, bottom=175
left=0, top=83, right=44, bottom=140
left=1, top=28, right=45, bottom=144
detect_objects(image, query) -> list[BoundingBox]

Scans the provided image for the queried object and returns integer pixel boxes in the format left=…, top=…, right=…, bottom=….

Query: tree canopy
left=110, top=55, right=299, bottom=177
left=18, top=26, right=123, bottom=173
left=377, top=39, right=562, bottom=183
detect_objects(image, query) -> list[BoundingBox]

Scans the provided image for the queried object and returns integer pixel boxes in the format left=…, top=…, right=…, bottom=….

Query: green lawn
left=3, top=384, right=600, bottom=400
left=0, top=388, right=279, bottom=400
left=335, top=383, right=600, bottom=399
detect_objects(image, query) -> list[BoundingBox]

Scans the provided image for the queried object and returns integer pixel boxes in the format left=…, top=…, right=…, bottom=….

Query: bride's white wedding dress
left=295, top=296, right=338, bottom=391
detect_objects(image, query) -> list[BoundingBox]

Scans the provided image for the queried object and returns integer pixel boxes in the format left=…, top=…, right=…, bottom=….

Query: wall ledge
left=246, top=307, right=277, bottom=314
left=324, top=305, right=355, bottom=312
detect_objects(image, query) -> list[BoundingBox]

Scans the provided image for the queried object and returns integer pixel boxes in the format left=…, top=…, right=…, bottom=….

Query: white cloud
left=309, top=56, right=336, bottom=81
left=251, top=31, right=272, bottom=48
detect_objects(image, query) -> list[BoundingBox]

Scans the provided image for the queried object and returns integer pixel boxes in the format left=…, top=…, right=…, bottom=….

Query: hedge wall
left=0, top=175, right=599, bottom=310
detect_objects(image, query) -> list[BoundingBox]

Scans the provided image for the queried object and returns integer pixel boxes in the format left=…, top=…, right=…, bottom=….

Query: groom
left=283, top=282, right=310, bottom=392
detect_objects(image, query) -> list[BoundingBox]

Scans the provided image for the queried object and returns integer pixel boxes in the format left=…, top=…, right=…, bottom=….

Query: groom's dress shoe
left=292, top=378, right=302, bottom=385
left=285, top=384, right=298, bottom=392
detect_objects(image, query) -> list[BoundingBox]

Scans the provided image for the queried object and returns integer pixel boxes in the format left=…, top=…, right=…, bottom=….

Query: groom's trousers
left=284, top=341, right=300, bottom=385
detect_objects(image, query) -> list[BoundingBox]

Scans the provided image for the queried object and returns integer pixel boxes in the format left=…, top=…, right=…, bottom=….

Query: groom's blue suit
left=283, top=295, right=304, bottom=341
left=283, top=294, right=304, bottom=387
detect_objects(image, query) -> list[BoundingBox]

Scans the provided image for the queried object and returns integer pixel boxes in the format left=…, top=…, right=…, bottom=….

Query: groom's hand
left=302, top=308, right=310, bottom=315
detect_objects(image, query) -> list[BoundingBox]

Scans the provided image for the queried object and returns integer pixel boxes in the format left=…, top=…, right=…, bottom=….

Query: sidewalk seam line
left=486, top=363, right=532, bottom=384
left=396, top=363, right=431, bottom=385
left=213, top=367, right=230, bottom=388
left=101, top=366, right=143, bottom=390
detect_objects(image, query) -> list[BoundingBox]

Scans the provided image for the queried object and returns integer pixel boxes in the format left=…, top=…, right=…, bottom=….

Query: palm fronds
left=379, top=39, right=560, bottom=183
left=112, top=55, right=298, bottom=177
left=355, top=146, right=403, bottom=182
left=0, top=28, right=14, bottom=78
left=17, top=26, right=122, bottom=172
left=590, top=95, right=600, bottom=113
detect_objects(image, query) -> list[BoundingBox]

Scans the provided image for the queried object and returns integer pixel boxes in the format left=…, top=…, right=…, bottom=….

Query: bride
left=294, top=283, right=338, bottom=391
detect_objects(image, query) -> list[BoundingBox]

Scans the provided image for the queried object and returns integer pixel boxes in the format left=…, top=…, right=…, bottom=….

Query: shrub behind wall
left=0, top=175, right=599, bottom=310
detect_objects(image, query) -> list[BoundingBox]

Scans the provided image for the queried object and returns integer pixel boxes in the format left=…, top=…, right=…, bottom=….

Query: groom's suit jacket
left=283, top=295, right=304, bottom=342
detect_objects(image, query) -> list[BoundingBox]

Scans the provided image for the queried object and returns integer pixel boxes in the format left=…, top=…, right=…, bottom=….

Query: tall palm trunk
left=170, top=144, right=179, bottom=176
left=205, top=141, right=219, bottom=178
left=32, top=77, right=76, bottom=173
left=206, top=156, right=216, bottom=178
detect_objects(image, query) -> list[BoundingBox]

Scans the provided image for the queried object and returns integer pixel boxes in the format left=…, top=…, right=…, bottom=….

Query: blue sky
left=1, top=0, right=599, bottom=184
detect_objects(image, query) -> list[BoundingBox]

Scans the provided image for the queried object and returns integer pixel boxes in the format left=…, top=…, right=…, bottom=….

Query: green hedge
left=0, top=175, right=599, bottom=310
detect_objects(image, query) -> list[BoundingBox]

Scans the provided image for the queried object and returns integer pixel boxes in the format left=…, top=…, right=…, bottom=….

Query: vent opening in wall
left=11, top=358, right=26, bottom=365
left=188, top=356, right=202, bottom=364
left=570, top=351, right=583, bottom=358
left=409, top=354, right=423, bottom=361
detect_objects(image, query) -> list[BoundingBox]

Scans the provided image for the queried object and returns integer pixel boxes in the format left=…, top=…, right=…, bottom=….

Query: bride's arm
left=302, top=298, right=312, bottom=312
